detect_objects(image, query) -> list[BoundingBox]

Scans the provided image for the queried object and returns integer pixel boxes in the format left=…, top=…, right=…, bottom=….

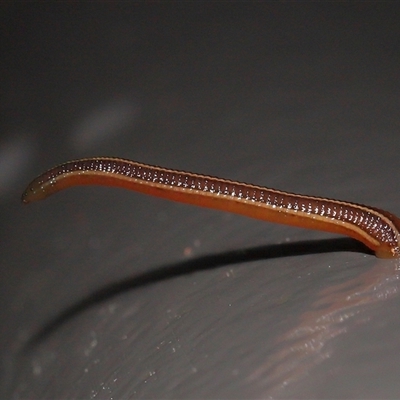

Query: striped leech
left=21, top=157, right=400, bottom=258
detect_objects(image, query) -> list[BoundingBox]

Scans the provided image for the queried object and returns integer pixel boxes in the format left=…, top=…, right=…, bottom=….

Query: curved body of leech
left=22, top=157, right=400, bottom=258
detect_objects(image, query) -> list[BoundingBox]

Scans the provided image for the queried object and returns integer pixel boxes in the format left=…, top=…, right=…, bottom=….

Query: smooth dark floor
left=2, top=4, right=400, bottom=398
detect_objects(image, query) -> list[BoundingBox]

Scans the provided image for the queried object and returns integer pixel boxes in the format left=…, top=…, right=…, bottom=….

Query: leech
left=21, top=157, right=400, bottom=258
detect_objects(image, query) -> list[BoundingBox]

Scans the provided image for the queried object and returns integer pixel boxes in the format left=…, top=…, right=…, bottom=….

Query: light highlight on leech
left=22, top=157, right=400, bottom=258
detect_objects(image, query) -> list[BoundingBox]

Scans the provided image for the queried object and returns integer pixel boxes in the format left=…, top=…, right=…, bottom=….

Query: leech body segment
left=22, top=157, right=400, bottom=258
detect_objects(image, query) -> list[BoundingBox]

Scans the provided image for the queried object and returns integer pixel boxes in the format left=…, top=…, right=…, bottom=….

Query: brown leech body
left=22, top=157, right=400, bottom=258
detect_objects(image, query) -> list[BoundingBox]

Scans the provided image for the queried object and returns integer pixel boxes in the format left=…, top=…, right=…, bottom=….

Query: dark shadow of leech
left=24, top=237, right=371, bottom=352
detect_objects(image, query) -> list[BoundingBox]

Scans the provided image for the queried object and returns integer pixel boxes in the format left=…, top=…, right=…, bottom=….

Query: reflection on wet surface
left=248, top=260, right=400, bottom=396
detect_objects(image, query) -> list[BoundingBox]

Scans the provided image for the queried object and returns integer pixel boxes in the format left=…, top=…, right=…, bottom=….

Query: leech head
left=21, top=182, right=46, bottom=204
left=22, top=176, right=58, bottom=204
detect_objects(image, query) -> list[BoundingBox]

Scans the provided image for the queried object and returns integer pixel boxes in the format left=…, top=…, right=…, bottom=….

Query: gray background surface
left=2, top=3, right=400, bottom=399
